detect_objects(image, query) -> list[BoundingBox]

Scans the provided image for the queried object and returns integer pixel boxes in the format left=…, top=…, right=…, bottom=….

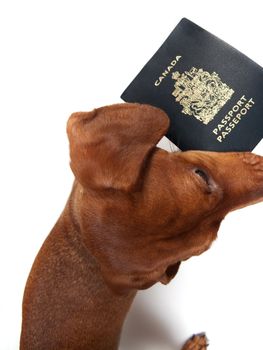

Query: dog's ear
left=67, top=103, right=169, bottom=191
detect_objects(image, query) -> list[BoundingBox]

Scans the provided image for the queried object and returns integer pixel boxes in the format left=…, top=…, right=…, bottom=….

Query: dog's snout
left=240, top=153, right=263, bottom=172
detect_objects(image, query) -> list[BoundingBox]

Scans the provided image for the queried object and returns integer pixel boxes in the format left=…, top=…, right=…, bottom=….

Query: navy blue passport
left=121, top=18, right=263, bottom=151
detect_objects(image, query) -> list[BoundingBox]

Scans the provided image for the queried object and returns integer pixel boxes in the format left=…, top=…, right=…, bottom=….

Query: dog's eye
left=194, top=168, right=210, bottom=186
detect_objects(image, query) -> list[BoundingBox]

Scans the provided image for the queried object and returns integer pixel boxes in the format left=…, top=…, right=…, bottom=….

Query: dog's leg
left=181, top=333, right=208, bottom=350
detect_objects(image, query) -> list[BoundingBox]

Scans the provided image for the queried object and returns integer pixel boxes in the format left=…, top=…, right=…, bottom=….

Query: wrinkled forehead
left=171, top=151, right=217, bottom=167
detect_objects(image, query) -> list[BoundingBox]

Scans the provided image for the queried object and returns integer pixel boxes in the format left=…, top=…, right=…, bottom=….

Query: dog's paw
left=181, top=333, right=208, bottom=350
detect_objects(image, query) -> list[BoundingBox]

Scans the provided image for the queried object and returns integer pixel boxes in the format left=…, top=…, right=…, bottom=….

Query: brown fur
left=20, top=103, right=263, bottom=350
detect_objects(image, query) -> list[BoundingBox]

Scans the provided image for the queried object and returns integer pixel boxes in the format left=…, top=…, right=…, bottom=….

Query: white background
left=0, top=1, right=262, bottom=349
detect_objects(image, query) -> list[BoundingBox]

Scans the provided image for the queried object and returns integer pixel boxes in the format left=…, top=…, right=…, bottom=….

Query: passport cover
left=121, top=18, right=263, bottom=152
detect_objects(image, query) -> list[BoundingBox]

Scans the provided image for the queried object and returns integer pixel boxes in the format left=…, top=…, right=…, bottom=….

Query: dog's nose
left=229, top=152, right=263, bottom=208
left=203, top=151, right=263, bottom=211
left=239, top=153, right=263, bottom=188
left=240, top=153, right=263, bottom=172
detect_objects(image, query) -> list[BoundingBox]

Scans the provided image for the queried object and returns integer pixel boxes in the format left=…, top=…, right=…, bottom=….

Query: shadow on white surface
left=120, top=292, right=184, bottom=350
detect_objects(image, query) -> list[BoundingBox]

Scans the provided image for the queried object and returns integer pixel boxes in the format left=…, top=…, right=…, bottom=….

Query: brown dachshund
left=20, top=103, right=263, bottom=350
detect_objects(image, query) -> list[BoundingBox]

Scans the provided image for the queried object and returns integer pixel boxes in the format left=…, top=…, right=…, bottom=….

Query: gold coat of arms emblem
left=172, top=67, right=234, bottom=125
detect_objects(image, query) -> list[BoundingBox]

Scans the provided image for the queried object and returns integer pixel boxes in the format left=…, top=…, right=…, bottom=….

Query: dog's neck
left=20, top=187, right=136, bottom=350
left=66, top=200, right=137, bottom=349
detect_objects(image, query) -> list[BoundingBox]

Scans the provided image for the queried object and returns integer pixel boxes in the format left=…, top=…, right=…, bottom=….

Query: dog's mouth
left=159, top=261, right=181, bottom=285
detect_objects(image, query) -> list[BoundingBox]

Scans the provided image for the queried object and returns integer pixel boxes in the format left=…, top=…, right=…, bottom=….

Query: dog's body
left=20, top=103, right=263, bottom=350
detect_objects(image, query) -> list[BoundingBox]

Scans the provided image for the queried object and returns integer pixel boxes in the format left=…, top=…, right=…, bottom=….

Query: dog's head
left=67, top=103, right=263, bottom=293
